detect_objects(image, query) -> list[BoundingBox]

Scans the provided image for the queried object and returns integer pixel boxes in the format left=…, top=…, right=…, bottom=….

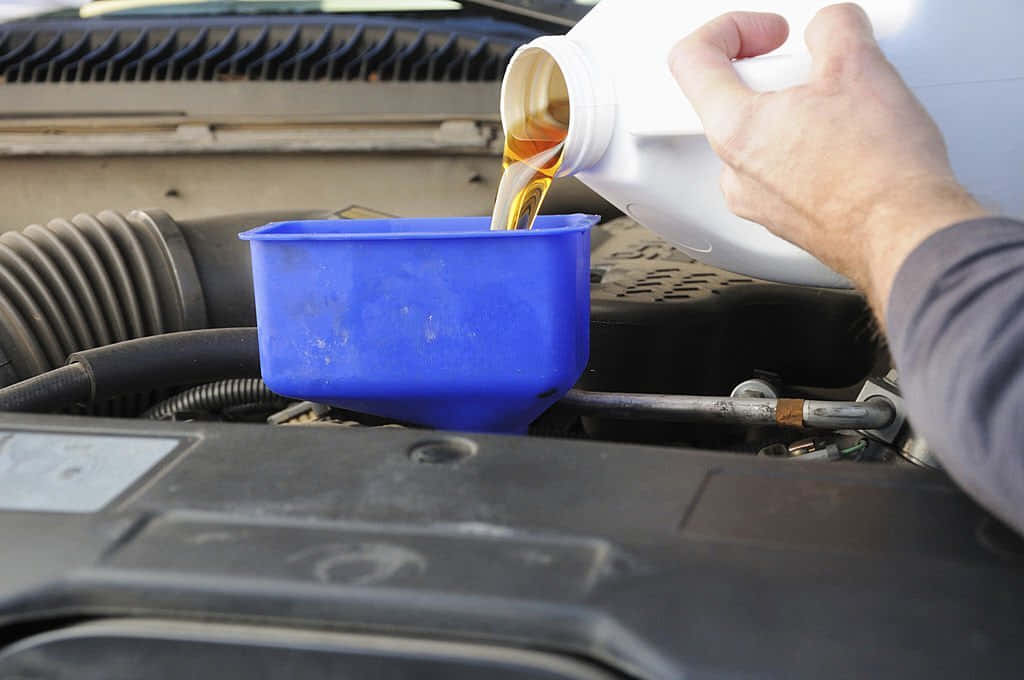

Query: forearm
left=888, top=217, right=1024, bottom=531
left=856, top=179, right=987, bottom=321
left=668, top=7, right=1024, bottom=529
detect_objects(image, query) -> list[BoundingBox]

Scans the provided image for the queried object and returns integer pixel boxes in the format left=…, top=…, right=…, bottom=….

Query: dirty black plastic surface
left=0, top=413, right=1019, bottom=679
left=584, top=218, right=883, bottom=445
left=0, top=620, right=618, bottom=680
left=587, top=218, right=879, bottom=392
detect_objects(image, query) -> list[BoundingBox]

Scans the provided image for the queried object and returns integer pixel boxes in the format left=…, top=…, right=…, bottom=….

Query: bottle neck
left=500, top=36, right=615, bottom=177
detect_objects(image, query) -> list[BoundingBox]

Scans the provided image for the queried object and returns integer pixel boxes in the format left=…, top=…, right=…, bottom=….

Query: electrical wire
left=840, top=439, right=868, bottom=457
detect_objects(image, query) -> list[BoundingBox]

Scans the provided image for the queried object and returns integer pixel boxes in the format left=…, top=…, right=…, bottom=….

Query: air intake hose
left=0, top=207, right=347, bottom=414
left=0, top=207, right=346, bottom=389
left=0, top=209, right=206, bottom=382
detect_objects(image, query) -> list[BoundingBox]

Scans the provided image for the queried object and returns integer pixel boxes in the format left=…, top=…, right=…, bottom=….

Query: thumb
left=805, top=3, right=880, bottom=75
left=670, top=12, right=789, bottom=136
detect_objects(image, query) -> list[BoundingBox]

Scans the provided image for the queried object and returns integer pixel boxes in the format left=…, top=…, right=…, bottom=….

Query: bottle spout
left=501, top=36, right=616, bottom=176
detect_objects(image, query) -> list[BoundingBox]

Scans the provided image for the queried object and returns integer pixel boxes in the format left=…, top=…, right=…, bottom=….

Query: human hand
left=669, top=3, right=987, bottom=319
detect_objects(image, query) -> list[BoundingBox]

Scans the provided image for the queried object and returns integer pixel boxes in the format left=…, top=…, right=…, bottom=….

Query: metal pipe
left=559, top=389, right=896, bottom=431
left=802, top=397, right=896, bottom=430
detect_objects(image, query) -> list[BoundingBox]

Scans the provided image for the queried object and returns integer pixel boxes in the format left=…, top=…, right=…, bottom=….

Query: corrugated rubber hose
left=0, top=209, right=207, bottom=416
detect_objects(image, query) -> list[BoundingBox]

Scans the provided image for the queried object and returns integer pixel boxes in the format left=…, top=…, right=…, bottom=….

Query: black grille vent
left=0, top=18, right=523, bottom=83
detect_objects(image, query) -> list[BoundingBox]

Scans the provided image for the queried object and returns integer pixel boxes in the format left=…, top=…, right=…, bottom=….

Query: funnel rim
left=240, top=214, right=599, bottom=242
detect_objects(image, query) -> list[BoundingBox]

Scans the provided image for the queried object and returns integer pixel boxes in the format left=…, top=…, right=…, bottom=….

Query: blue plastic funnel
left=240, top=215, right=597, bottom=433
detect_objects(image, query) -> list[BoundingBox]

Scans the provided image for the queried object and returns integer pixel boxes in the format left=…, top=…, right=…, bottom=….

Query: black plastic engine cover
left=0, top=415, right=1019, bottom=679
left=587, top=218, right=879, bottom=391
left=582, top=219, right=882, bottom=442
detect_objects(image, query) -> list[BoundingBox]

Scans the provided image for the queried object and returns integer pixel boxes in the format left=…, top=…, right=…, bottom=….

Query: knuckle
left=719, top=169, right=746, bottom=213
left=816, top=54, right=847, bottom=82
left=812, top=41, right=879, bottom=84
left=709, top=100, right=758, bottom=167
left=719, top=168, right=735, bottom=195
left=711, top=136, right=744, bottom=169
left=841, top=44, right=882, bottom=79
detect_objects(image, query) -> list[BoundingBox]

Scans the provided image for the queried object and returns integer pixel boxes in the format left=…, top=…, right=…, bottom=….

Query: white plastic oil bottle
left=499, top=0, right=1024, bottom=287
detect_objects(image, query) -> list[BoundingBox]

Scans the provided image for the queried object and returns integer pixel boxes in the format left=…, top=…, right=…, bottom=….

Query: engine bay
left=0, top=203, right=911, bottom=465
left=0, top=7, right=1019, bottom=678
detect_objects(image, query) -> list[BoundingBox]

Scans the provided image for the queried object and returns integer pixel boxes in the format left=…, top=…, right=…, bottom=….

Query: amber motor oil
left=490, top=96, right=569, bottom=231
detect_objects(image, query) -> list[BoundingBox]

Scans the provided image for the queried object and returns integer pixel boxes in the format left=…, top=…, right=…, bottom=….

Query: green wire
left=840, top=440, right=868, bottom=456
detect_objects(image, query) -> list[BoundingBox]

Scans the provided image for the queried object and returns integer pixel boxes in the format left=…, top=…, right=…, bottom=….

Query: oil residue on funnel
left=490, top=99, right=569, bottom=231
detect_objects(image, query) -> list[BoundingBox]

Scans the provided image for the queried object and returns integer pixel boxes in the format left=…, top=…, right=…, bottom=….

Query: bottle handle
left=629, top=51, right=814, bottom=138
left=733, top=51, right=814, bottom=95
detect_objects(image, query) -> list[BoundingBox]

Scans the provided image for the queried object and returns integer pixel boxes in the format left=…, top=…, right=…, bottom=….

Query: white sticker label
left=0, top=432, right=181, bottom=513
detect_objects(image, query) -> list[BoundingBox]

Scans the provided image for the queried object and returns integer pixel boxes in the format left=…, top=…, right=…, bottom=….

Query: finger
left=720, top=166, right=744, bottom=215
left=805, top=3, right=879, bottom=74
left=670, top=12, right=789, bottom=131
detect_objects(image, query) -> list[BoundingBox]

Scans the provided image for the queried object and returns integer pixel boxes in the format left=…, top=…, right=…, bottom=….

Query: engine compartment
left=0, top=204, right=901, bottom=464
left=0, top=9, right=1020, bottom=678
left=0, top=10, right=917, bottom=466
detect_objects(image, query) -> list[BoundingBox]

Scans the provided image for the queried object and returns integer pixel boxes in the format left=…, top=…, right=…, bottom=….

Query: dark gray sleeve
left=887, top=217, right=1024, bottom=531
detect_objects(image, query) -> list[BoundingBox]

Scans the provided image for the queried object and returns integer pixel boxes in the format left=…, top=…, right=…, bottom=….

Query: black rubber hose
left=143, top=378, right=280, bottom=420
left=73, top=213, right=147, bottom=339
left=0, top=328, right=260, bottom=413
left=0, top=231, right=98, bottom=349
left=98, top=210, right=165, bottom=336
left=0, top=242, right=80, bottom=357
left=0, top=364, right=92, bottom=413
left=0, top=262, right=66, bottom=368
left=71, top=328, right=260, bottom=401
left=24, top=224, right=114, bottom=347
left=0, top=287, right=48, bottom=379
left=47, top=218, right=130, bottom=342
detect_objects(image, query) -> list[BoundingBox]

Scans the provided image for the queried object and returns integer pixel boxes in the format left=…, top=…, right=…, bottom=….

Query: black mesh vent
left=0, top=18, right=523, bottom=83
